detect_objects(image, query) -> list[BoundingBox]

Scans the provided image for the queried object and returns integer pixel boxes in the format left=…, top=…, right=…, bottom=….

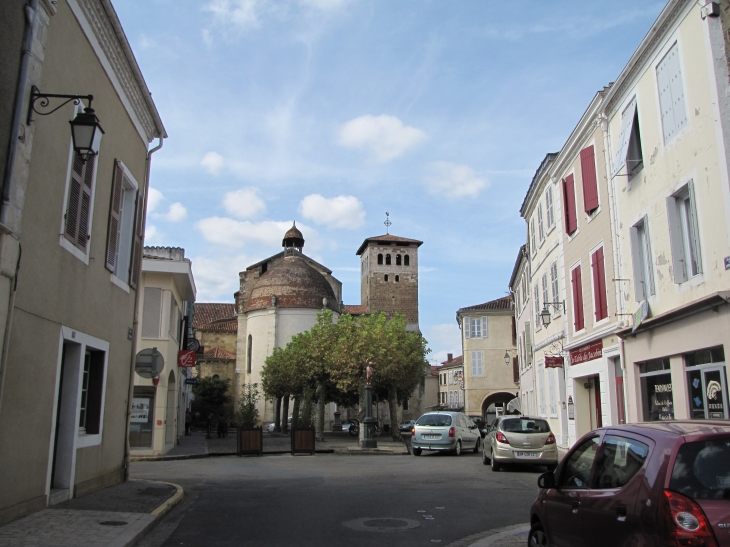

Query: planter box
left=291, top=427, right=315, bottom=455
left=237, top=427, right=263, bottom=456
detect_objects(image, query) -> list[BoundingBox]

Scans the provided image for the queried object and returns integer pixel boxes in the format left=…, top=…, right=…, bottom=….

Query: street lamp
left=504, top=351, right=510, bottom=365
left=539, top=301, right=566, bottom=328
left=27, top=85, right=104, bottom=162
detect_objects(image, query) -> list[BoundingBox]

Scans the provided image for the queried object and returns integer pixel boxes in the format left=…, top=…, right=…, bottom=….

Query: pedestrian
left=185, top=410, right=192, bottom=435
left=206, top=412, right=213, bottom=439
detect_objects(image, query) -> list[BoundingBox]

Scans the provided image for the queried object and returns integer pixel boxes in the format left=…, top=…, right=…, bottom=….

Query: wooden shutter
left=571, top=266, right=585, bottom=331
left=629, top=225, right=646, bottom=301
left=666, top=195, right=687, bottom=283
left=525, top=322, right=532, bottom=366
left=562, top=175, right=577, bottom=234
left=463, top=316, right=470, bottom=339
left=511, top=316, right=517, bottom=346
left=580, top=146, right=599, bottom=213
left=65, top=153, right=94, bottom=251
left=105, top=161, right=124, bottom=272
left=512, top=356, right=519, bottom=383
left=481, top=316, right=488, bottom=338
left=129, top=188, right=143, bottom=289
left=591, top=248, right=608, bottom=321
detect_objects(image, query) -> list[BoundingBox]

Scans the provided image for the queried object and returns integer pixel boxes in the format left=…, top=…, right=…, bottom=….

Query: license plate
left=423, top=435, right=440, bottom=440
left=516, top=451, right=539, bottom=458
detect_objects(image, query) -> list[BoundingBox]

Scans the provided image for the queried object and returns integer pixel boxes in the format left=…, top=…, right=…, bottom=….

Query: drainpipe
left=123, top=136, right=163, bottom=480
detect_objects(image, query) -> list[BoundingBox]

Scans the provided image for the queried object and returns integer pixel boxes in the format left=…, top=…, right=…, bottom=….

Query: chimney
left=447, top=353, right=453, bottom=362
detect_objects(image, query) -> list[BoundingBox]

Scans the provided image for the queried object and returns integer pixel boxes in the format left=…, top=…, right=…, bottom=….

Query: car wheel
left=413, top=448, right=422, bottom=456
left=453, top=440, right=462, bottom=456
left=482, top=446, right=489, bottom=465
left=473, top=438, right=480, bottom=454
left=528, top=521, right=549, bottom=547
left=490, top=449, right=500, bottom=471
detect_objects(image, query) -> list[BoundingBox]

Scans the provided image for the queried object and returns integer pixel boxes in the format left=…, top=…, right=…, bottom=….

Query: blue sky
left=114, top=0, right=665, bottom=364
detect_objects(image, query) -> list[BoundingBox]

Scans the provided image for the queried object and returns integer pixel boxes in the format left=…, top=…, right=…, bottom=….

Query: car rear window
left=501, top=418, right=550, bottom=433
left=416, top=414, right=452, bottom=427
left=670, top=439, right=730, bottom=500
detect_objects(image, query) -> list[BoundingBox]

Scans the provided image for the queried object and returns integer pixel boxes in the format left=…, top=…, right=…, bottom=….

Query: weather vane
left=384, top=211, right=392, bottom=234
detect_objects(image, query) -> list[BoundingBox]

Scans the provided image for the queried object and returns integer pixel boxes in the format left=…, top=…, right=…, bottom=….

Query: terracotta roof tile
left=441, top=355, right=463, bottom=367
left=356, top=234, right=423, bottom=255
left=344, top=304, right=369, bottom=315
left=198, top=319, right=238, bottom=333
left=202, top=346, right=236, bottom=360
left=193, top=303, right=236, bottom=328
left=458, top=295, right=513, bottom=313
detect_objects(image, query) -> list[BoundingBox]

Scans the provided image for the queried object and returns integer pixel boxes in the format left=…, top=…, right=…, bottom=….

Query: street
left=131, top=451, right=541, bottom=547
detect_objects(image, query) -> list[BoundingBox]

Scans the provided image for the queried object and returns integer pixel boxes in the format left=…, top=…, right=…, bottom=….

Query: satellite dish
left=135, top=347, right=165, bottom=379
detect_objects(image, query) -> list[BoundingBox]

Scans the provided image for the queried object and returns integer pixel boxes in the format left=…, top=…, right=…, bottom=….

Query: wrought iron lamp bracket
left=27, top=85, right=93, bottom=125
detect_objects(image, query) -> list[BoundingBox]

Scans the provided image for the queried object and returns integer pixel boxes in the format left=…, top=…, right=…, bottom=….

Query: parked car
left=528, top=420, right=730, bottom=547
left=482, top=415, right=557, bottom=472
left=411, top=411, right=481, bottom=456
left=399, top=420, right=416, bottom=432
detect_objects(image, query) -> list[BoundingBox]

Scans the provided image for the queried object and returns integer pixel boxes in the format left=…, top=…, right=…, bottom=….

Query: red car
left=529, top=421, right=730, bottom=547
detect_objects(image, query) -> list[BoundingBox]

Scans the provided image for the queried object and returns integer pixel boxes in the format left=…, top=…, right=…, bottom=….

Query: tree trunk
left=316, top=380, right=326, bottom=441
left=388, top=383, right=401, bottom=441
left=292, top=396, right=300, bottom=428
left=301, top=387, right=313, bottom=427
left=281, top=396, right=290, bottom=433
left=274, top=396, right=282, bottom=433
left=358, top=377, right=366, bottom=445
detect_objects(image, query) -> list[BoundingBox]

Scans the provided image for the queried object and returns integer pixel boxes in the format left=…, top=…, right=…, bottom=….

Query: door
left=544, top=436, right=601, bottom=547
left=579, top=433, right=652, bottom=547
left=688, top=366, right=729, bottom=420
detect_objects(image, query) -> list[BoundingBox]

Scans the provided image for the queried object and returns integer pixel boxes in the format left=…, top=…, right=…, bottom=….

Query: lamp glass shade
left=540, top=307, right=551, bottom=327
left=504, top=352, right=510, bottom=365
left=70, top=107, right=104, bottom=156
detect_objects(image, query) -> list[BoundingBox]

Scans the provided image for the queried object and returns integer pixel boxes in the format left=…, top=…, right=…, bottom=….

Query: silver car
left=482, top=415, right=558, bottom=471
left=411, top=411, right=481, bottom=456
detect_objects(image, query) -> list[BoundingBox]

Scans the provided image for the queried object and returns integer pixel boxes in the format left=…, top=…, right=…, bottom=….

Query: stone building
left=193, top=303, right=237, bottom=402
left=437, top=354, right=464, bottom=410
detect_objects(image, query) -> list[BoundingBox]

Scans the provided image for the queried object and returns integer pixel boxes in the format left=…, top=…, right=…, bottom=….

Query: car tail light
left=495, top=431, right=508, bottom=444
left=661, top=489, right=719, bottom=547
left=544, top=433, right=556, bottom=445
left=411, top=427, right=415, bottom=437
left=448, top=427, right=456, bottom=438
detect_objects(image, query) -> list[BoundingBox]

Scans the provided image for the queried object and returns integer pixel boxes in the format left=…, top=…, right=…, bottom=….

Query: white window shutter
left=525, top=323, right=532, bottom=366
left=481, top=316, right=488, bottom=338
left=612, top=99, right=637, bottom=177
left=464, top=316, right=470, bottom=339
left=142, top=287, right=162, bottom=338
left=629, top=224, right=646, bottom=301
left=666, top=196, right=688, bottom=283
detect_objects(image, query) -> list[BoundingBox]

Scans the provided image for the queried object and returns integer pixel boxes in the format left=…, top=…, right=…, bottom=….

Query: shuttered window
left=106, top=161, right=141, bottom=287
left=657, top=42, right=687, bottom=144
left=537, top=203, right=545, bottom=241
left=142, top=287, right=163, bottom=338
left=64, top=153, right=96, bottom=252
left=463, top=316, right=470, bottom=339
left=591, top=247, right=608, bottom=321
left=667, top=182, right=702, bottom=283
left=550, top=262, right=560, bottom=315
left=545, top=186, right=554, bottom=228
left=525, top=322, right=532, bottom=366
left=580, top=145, right=599, bottom=213
left=471, top=351, right=483, bottom=377
left=562, top=174, right=578, bottom=235
left=571, top=265, right=585, bottom=331
left=534, top=283, right=541, bottom=326
left=530, top=217, right=537, bottom=255
left=630, top=217, right=655, bottom=301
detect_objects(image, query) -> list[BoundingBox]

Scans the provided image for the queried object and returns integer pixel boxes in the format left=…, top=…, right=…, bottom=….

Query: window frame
left=667, top=181, right=703, bottom=283
left=629, top=217, right=655, bottom=301
left=106, top=160, right=140, bottom=288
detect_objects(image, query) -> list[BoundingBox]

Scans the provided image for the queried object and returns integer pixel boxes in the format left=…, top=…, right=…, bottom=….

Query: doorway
left=51, top=342, right=81, bottom=493
left=165, top=370, right=176, bottom=446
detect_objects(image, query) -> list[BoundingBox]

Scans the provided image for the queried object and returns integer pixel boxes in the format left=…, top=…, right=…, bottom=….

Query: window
left=537, top=203, right=545, bottom=241
left=612, top=98, right=644, bottom=180
left=534, top=283, right=540, bottom=327
left=559, top=437, right=600, bottom=489
left=384, top=274, right=389, bottom=282
left=385, top=254, right=391, bottom=265
left=63, top=152, right=97, bottom=254
left=105, top=160, right=140, bottom=286
left=142, top=287, right=163, bottom=338
left=463, top=316, right=487, bottom=339
left=403, top=398, right=409, bottom=410
left=571, top=265, right=585, bottom=331
left=471, top=351, right=483, bottom=377
left=629, top=217, right=655, bottom=301
left=580, top=145, right=599, bottom=213
left=592, top=435, right=649, bottom=489
left=545, top=187, right=554, bottom=229
left=247, top=334, right=252, bottom=374
left=542, top=273, right=549, bottom=319
left=396, top=254, right=402, bottom=266
left=530, top=217, right=537, bottom=255
left=395, top=275, right=400, bottom=282
left=562, top=174, right=577, bottom=235
left=667, top=183, right=702, bottom=283
left=638, top=358, right=674, bottom=421
left=550, top=262, right=560, bottom=316
left=657, top=42, right=687, bottom=144
left=79, top=349, right=105, bottom=435
left=169, top=295, right=181, bottom=342
left=404, top=254, right=410, bottom=266
left=377, top=253, right=383, bottom=265
left=591, top=247, right=608, bottom=322
left=548, top=368, right=556, bottom=415
left=685, top=346, right=728, bottom=420
left=670, top=440, right=730, bottom=500
left=525, top=322, right=532, bottom=366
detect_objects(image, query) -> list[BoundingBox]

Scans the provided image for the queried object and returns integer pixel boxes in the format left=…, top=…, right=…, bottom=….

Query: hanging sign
left=545, top=356, right=564, bottom=368
left=570, top=341, right=603, bottom=366
left=633, top=300, right=649, bottom=333
left=178, top=350, right=196, bottom=368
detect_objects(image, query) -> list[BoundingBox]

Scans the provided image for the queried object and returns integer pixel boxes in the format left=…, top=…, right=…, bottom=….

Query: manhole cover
left=99, top=521, right=128, bottom=526
left=343, top=518, right=420, bottom=532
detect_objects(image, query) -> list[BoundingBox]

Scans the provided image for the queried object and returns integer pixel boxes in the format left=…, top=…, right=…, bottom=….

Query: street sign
left=184, top=378, right=199, bottom=385
left=186, top=338, right=200, bottom=352
left=178, top=350, right=196, bottom=368
left=135, top=348, right=164, bottom=379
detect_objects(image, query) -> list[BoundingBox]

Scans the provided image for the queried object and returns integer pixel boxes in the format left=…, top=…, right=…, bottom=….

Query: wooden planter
left=237, top=426, right=263, bottom=456
left=291, top=427, right=315, bottom=455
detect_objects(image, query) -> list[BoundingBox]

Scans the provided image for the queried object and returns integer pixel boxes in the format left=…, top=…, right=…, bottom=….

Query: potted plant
left=236, top=382, right=262, bottom=456
left=291, top=387, right=316, bottom=455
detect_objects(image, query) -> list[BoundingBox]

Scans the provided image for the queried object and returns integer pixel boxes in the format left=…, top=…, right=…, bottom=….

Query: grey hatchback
left=411, top=411, right=481, bottom=456
left=482, top=415, right=558, bottom=471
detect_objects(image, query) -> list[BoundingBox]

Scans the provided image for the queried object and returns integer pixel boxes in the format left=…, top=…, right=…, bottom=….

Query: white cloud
left=223, top=188, right=267, bottom=219
left=195, top=218, right=322, bottom=251
left=424, top=161, right=489, bottom=199
left=337, top=115, right=426, bottom=163
left=144, top=224, right=161, bottom=245
left=203, top=0, right=260, bottom=32
left=201, top=151, right=225, bottom=175
left=165, top=202, right=188, bottom=222
left=147, top=188, right=164, bottom=213
left=299, top=194, right=365, bottom=229
left=424, top=323, right=462, bottom=365
left=191, top=254, right=252, bottom=302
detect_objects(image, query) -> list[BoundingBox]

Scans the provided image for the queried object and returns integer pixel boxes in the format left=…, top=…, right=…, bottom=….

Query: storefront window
left=638, top=358, right=674, bottom=421
left=130, top=387, right=155, bottom=448
left=685, top=346, right=728, bottom=420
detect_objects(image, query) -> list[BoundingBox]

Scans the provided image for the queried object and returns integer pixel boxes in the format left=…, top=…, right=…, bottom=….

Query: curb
left=112, top=480, right=184, bottom=547
left=446, top=523, right=530, bottom=547
left=130, top=447, right=409, bottom=461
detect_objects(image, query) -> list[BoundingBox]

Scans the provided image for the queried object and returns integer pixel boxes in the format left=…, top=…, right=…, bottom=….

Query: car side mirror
left=537, top=471, right=556, bottom=489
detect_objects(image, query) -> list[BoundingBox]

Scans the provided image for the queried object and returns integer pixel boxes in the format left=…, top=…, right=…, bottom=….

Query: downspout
left=0, top=0, right=39, bottom=418
left=124, top=136, right=163, bottom=480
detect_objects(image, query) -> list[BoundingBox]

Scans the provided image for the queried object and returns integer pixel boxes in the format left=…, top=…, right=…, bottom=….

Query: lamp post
left=361, top=360, right=377, bottom=449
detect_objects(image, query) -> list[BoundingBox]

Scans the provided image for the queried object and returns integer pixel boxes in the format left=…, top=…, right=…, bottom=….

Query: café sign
left=569, top=340, right=603, bottom=366
left=545, top=356, right=564, bottom=368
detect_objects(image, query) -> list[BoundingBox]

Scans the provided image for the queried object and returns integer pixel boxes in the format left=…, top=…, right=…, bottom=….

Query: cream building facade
left=509, top=246, right=536, bottom=416
left=437, top=354, right=464, bottom=410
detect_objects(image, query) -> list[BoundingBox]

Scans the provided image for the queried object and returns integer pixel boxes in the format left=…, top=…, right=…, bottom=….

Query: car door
left=457, top=414, right=470, bottom=448
left=578, top=433, right=652, bottom=547
left=543, top=435, right=601, bottom=547
left=487, top=418, right=499, bottom=455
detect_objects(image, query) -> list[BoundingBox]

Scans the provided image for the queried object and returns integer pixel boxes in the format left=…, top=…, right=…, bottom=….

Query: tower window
left=384, top=274, right=389, bottom=282
left=395, top=275, right=400, bottom=282
left=377, top=253, right=383, bottom=265
left=396, top=254, right=402, bottom=266
left=404, top=255, right=410, bottom=266
left=386, top=254, right=391, bottom=265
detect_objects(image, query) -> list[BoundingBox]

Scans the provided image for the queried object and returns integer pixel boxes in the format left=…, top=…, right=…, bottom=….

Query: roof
left=508, top=245, right=527, bottom=289
left=519, top=152, right=559, bottom=217
left=198, top=318, right=237, bottom=333
left=202, top=346, right=236, bottom=360
left=429, top=366, right=440, bottom=376
left=356, top=234, right=423, bottom=256
left=343, top=304, right=369, bottom=315
left=246, top=251, right=333, bottom=276
left=457, top=295, right=513, bottom=315
left=194, top=303, right=236, bottom=329
left=441, top=355, right=463, bottom=367
left=284, top=223, right=304, bottom=241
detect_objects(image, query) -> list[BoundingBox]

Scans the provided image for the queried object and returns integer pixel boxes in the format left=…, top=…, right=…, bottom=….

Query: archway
left=481, top=391, right=517, bottom=426
left=165, top=370, right=176, bottom=446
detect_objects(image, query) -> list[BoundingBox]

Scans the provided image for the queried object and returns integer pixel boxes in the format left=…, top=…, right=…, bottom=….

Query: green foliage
left=236, top=381, right=261, bottom=428
left=192, top=377, right=231, bottom=418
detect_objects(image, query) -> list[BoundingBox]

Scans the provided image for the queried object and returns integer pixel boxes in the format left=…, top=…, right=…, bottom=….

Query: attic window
left=261, top=262, right=268, bottom=274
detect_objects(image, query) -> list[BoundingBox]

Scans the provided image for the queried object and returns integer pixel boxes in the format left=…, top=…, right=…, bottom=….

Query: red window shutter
left=106, top=160, right=124, bottom=272
left=572, top=266, right=584, bottom=331
left=129, top=188, right=144, bottom=289
left=591, top=247, right=608, bottom=321
left=512, top=356, right=519, bottom=383
left=580, top=146, right=599, bottom=213
left=562, top=175, right=578, bottom=234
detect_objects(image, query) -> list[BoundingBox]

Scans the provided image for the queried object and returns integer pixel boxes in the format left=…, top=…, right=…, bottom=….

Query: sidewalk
left=0, top=479, right=183, bottom=547
left=450, top=523, right=531, bottom=547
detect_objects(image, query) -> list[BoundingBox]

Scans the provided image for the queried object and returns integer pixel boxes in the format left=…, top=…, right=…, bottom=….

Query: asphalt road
left=132, top=450, right=543, bottom=547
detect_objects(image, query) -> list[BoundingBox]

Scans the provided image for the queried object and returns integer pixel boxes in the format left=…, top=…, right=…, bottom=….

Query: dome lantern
left=282, top=222, right=304, bottom=254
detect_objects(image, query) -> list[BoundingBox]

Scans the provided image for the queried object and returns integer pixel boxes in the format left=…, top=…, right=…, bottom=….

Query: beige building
left=437, top=354, right=464, bottom=410
left=193, top=303, right=237, bottom=409
left=0, top=0, right=165, bottom=524
left=509, top=245, right=535, bottom=416
left=131, top=248, right=195, bottom=456
left=457, top=296, right=518, bottom=424
left=605, top=0, right=730, bottom=424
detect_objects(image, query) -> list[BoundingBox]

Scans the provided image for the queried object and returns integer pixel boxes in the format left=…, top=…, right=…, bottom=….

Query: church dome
left=282, top=222, right=305, bottom=250
left=245, top=255, right=338, bottom=313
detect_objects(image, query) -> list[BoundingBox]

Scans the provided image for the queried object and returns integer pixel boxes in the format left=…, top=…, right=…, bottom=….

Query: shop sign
left=178, top=350, right=196, bottom=368
left=545, top=356, right=564, bottom=368
left=633, top=300, right=649, bottom=333
left=570, top=341, right=603, bottom=366
left=131, top=398, right=150, bottom=423
left=184, top=378, right=199, bottom=385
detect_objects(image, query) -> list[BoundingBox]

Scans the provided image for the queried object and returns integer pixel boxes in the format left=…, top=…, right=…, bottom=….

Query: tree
left=236, top=381, right=261, bottom=428
left=192, top=377, right=232, bottom=421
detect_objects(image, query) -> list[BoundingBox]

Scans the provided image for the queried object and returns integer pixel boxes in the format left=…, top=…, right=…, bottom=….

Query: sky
left=114, top=0, right=666, bottom=365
